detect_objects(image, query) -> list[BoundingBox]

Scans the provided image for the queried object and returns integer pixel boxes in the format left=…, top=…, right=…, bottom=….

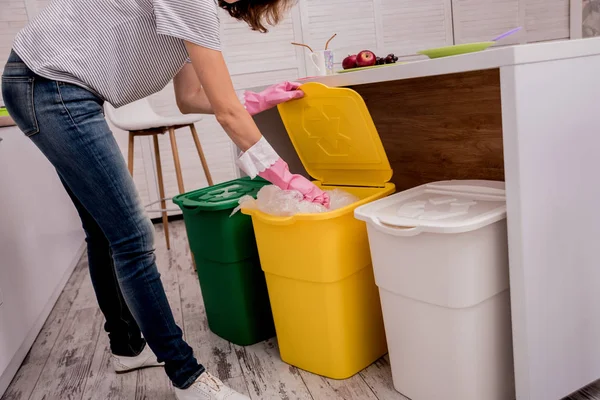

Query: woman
left=2, top=0, right=329, bottom=398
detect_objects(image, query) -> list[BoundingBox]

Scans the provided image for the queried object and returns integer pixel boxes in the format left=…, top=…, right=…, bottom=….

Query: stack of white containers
left=355, top=180, right=514, bottom=400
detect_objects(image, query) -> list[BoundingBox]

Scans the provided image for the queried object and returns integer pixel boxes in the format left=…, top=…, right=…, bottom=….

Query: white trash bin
left=354, top=180, right=514, bottom=400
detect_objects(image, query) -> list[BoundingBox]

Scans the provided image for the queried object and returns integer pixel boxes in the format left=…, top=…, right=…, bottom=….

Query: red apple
left=356, top=50, right=376, bottom=67
left=342, top=54, right=357, bottom=70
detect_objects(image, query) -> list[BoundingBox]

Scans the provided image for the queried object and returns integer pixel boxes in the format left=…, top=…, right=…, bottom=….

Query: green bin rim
left=173, top=176, right=270, bottom=212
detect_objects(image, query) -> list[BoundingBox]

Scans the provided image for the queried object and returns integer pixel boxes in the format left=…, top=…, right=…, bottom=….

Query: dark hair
left=219, top=0, right=295, bottom=33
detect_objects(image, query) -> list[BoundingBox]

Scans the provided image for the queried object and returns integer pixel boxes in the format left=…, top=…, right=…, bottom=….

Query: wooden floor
left=2, top=220, right=600, bottom=400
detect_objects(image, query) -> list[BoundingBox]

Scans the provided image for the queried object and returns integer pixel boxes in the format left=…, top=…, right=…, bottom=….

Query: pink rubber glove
left=243, top=82, right=304, bottom=116
left=259, top=158, right=330, bottom=208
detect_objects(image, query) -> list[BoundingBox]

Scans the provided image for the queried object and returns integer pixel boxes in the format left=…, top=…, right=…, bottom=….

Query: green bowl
left=417, top=42, right=495, bottom=59
left=0, top=107, right=8, bottom=117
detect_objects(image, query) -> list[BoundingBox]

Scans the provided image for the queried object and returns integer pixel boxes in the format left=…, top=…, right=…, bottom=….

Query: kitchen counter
left=251, top=37, right=600, bottom=400
left=0, top=126, right=85, bottom=396
left=252, top=37, right=600, bottom=91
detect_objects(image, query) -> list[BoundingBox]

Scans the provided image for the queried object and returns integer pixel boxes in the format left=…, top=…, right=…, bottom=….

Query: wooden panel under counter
left=350, top=68, right=504, bottom=191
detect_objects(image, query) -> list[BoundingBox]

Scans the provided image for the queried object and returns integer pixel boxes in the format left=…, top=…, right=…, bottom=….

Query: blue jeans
left=2, top=50, right=204, bottom=389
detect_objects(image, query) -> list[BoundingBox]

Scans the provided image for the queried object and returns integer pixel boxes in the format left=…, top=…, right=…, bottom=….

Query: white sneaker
left=174, top=372, right=250, bottom=400
left=112, top=344, right=164, bottom=373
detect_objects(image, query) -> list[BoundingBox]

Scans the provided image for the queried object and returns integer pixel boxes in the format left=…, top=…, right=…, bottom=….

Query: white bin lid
left=355, top=180, right=506, bottom=234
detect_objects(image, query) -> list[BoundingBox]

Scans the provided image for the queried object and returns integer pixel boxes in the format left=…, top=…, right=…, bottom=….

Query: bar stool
left=105, top=98, right=213, bottom=250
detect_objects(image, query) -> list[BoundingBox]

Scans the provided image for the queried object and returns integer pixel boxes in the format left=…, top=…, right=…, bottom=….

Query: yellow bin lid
left=276, top=82, right=392, bottom=188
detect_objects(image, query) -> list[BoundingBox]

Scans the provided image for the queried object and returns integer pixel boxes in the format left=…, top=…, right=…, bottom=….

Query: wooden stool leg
left=153, top=135, right=170, bottom=250
left=189, top=124, right=214, bottom=186
left=168, top=127, right=185, bottom=194
left=128, top=132, right=135, bottom=176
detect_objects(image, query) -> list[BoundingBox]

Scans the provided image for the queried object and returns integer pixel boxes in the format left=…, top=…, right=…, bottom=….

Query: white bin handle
left=370, top=217, right=424, bottom=237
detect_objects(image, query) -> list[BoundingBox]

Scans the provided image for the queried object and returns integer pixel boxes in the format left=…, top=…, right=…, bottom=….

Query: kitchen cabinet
left=0, top=127, right=85, bottom=396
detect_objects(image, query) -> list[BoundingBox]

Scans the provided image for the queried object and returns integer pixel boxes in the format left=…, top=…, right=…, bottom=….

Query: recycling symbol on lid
left=303, top=105, right=351, bottom=156
left=396, top=196, right=478, bottom=220
left=197, top=184, right=252, bottom=203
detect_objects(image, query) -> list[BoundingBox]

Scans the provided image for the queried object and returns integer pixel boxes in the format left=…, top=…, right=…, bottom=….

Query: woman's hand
left=174, top=71, right=303, bottom=117
left=243, top=82, right=304, bottom=116
left=258, top=158, right=330, bottom=207
left=236, top=137, right=329, bottom=207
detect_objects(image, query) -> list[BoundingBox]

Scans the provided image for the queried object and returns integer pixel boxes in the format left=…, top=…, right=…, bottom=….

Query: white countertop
left=249, top=37, right=600, bottom=91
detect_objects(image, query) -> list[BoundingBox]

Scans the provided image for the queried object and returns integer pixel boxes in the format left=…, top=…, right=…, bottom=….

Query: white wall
left=0, top=127, right=85, bottom=396
left=583, top=0, right=600, bottom=37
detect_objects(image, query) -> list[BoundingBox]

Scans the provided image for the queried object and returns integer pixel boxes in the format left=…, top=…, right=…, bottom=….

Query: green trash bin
left=173, top=177, right=275, bottom=346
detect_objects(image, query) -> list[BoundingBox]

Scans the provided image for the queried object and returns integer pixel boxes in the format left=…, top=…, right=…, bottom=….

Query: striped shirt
left=12, top=0, right=221, bottom=107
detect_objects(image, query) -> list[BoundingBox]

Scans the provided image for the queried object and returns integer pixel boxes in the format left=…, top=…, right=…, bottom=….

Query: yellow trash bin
left=242, top=82, right=395, bottom=379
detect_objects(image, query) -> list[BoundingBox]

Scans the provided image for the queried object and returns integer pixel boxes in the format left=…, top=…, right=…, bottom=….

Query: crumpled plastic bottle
left=231, top=185, right=359, bottom=217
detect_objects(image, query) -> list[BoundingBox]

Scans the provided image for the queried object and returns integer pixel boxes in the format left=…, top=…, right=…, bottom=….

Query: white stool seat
left=103, top=96, right=213, bottom=250
left=104, top=98, right=203, bottom=131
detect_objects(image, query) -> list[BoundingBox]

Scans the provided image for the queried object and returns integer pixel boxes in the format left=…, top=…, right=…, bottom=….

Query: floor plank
left=234, top=339, right=313, bottom=400
left=64, top=256, right=91, bottom=297
left=299, top=371, right=378, bottom=400
left=81, top=334, right=137, bottom=400
left=69, top=275, right=100, bottom=312
left=567, top=381, right=600, bottom=400
left=360, top=356, right=409, bottom=400
left=135, top=367, right=174, bottom=400
left=28, top=307, right=103, bottom=400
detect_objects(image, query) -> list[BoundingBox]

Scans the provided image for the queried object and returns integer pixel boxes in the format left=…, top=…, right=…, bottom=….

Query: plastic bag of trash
left=231, top=185, right=359, bottom=217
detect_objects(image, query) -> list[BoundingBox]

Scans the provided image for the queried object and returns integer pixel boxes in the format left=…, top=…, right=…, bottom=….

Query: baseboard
left=0, top=240, right=86, bottom=397
left=151, top=213, right=184, bottom=224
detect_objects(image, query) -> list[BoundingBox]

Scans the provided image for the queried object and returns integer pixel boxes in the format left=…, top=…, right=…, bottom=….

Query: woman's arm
left=173, top=63, right=214, bottom=115
left=181, top=41, right=330, bottom=207
left=183, top=41, right=261, bottom=151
